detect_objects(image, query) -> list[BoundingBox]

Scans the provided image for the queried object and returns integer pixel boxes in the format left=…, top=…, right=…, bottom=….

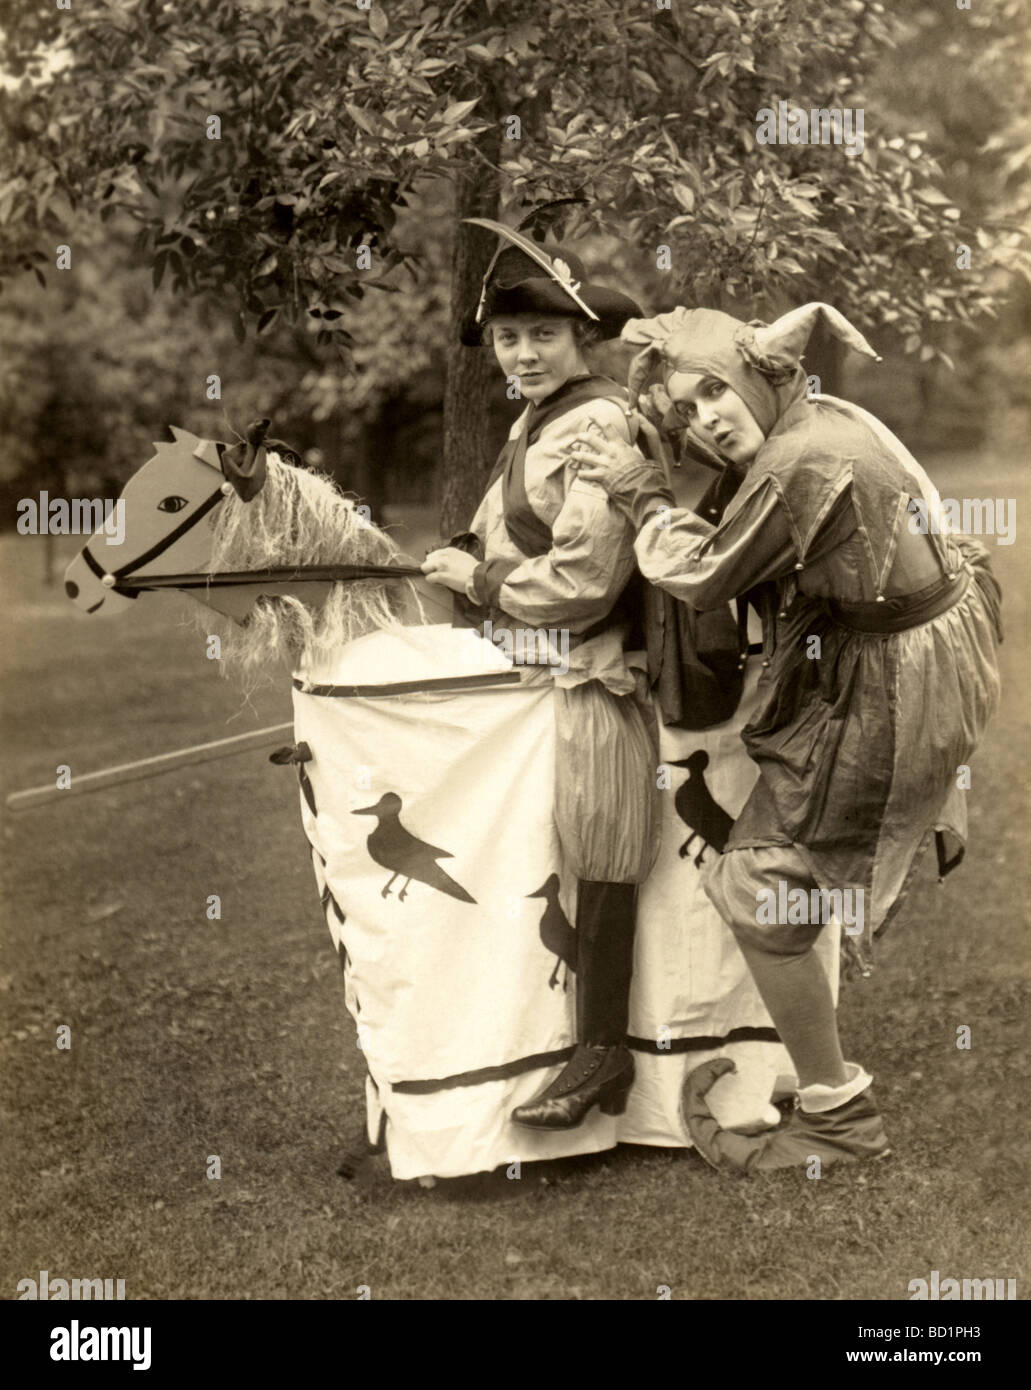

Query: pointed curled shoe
left=511, top=1044, right=634, bottom=1130
left=682, top=1059, right=891, bottom=1173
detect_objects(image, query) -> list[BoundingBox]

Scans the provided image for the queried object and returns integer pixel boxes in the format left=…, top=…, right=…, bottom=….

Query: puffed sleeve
left=470, top=401, right=639, bottom=632
left=632, top=478, right=800, bottom=610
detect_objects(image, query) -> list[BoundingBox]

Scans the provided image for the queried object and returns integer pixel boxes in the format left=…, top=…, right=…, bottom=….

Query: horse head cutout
left=64, top=426, right=231, bottom=617
left=63, top=424, right=455, bottom=660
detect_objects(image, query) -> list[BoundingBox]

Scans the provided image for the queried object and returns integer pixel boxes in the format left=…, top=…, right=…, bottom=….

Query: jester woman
left=567, top=304, right=1002, bottom=1171
left=421, top=220, right=666, bottom=1130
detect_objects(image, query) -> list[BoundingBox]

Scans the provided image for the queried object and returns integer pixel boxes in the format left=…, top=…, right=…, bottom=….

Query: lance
left=5, top=722, right=295, bottom=814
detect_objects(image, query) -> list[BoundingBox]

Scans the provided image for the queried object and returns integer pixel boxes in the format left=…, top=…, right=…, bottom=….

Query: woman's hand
left=564, top=431, right=668, bottom=505
left=421, top=546, right=479, bottom=594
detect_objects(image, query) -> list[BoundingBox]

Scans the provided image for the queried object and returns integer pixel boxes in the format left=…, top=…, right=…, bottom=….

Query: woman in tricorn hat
left=421, top=221, right=664, bottom=1130
left=567, top=303, right=1002, bottom=1171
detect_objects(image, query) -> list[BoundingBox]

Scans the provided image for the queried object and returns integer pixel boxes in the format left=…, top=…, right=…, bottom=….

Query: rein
left=82, top=555, right=424, bottom=600
left=78, top=454, right=426, bottom=601
left=114, top=563, right=425, bottom=594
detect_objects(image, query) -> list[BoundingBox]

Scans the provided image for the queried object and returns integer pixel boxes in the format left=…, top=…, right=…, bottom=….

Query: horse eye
left=157, top=495, right=188, bottom=513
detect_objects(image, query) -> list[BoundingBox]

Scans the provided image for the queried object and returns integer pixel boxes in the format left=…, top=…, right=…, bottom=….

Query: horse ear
left=221, top=417, right=271, bottom=502
left=751, top=303, right=881, bottom=367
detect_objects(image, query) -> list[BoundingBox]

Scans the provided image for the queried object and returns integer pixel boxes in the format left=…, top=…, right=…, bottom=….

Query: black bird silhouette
left=528, top=874, right=576, bottom=990
left=352, top=792, right=476, bottom=904
left=669, top=751, right=734, bottom=868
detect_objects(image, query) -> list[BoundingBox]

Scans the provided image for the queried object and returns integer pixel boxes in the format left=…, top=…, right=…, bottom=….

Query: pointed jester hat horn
left=749, top=302, right=882, bottom=373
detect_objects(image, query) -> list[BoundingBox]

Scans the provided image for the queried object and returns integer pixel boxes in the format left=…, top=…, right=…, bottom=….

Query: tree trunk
left=439, top=57, right=502, bottom=538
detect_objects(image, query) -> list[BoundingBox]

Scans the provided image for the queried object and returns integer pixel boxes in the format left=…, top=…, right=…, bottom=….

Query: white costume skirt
left=288, top=623, right=837, bottom=1180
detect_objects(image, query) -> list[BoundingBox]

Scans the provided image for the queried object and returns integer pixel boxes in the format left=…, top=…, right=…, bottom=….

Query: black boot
left=511, top=881, right=636, bottom=1131
left=510, top=1043, right=634, bottom=1130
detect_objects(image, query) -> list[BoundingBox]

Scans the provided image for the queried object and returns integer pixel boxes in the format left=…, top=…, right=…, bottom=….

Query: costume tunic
left=466, top=381, right=658, bottom=884
left=626, top=391, right=1002, bottom=937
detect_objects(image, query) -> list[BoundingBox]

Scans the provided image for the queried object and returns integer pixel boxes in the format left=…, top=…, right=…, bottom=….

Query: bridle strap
left=112, top=487, right=227, bottom=579
left=81, top=484, right=227, bottom=598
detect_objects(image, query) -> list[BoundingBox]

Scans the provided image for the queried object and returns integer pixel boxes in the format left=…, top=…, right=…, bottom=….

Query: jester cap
left=622, top=303, right=881, bottom=435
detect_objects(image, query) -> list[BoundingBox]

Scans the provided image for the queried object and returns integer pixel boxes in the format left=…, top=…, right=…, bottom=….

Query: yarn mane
left=207, top=453, right=420, bottom=679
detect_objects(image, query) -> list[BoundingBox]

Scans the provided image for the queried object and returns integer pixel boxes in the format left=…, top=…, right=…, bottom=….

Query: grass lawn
left=1, top=461, right=1028, bottom=1301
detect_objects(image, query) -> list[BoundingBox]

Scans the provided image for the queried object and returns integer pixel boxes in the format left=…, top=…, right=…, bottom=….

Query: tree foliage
left=2, top=0, right=1027, bottom=525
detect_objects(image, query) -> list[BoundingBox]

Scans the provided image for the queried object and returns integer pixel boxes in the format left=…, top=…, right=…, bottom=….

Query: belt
left=829, top=569, right=970, bottom=634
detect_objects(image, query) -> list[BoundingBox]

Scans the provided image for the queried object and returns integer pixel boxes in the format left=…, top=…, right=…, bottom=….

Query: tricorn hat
left=460, top=218, right=642, bottom=346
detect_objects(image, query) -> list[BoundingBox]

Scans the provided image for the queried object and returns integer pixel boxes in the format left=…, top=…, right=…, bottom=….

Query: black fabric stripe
left=320, top=881, right=346, bottom=928
left=297, top=764, right=317, bottom=817
left=294, top=672, right=523, bottom=698
left=110, top=487, right=226, bottom=580
left=626, top=1026, right=780, bottom=1053
left=391, top=1027, right=781, bottom=1094
left=371, top=1107, right=387, bottom=1154
left=392, top=1047, right=575, bottom=1094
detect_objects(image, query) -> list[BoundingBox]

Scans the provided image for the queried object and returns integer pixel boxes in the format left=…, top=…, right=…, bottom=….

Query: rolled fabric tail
left=681, top=1059, right=771, bottom=1172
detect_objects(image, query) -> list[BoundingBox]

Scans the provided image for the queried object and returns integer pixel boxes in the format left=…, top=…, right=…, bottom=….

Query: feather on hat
left=460, top=218, right=642, bottom=346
